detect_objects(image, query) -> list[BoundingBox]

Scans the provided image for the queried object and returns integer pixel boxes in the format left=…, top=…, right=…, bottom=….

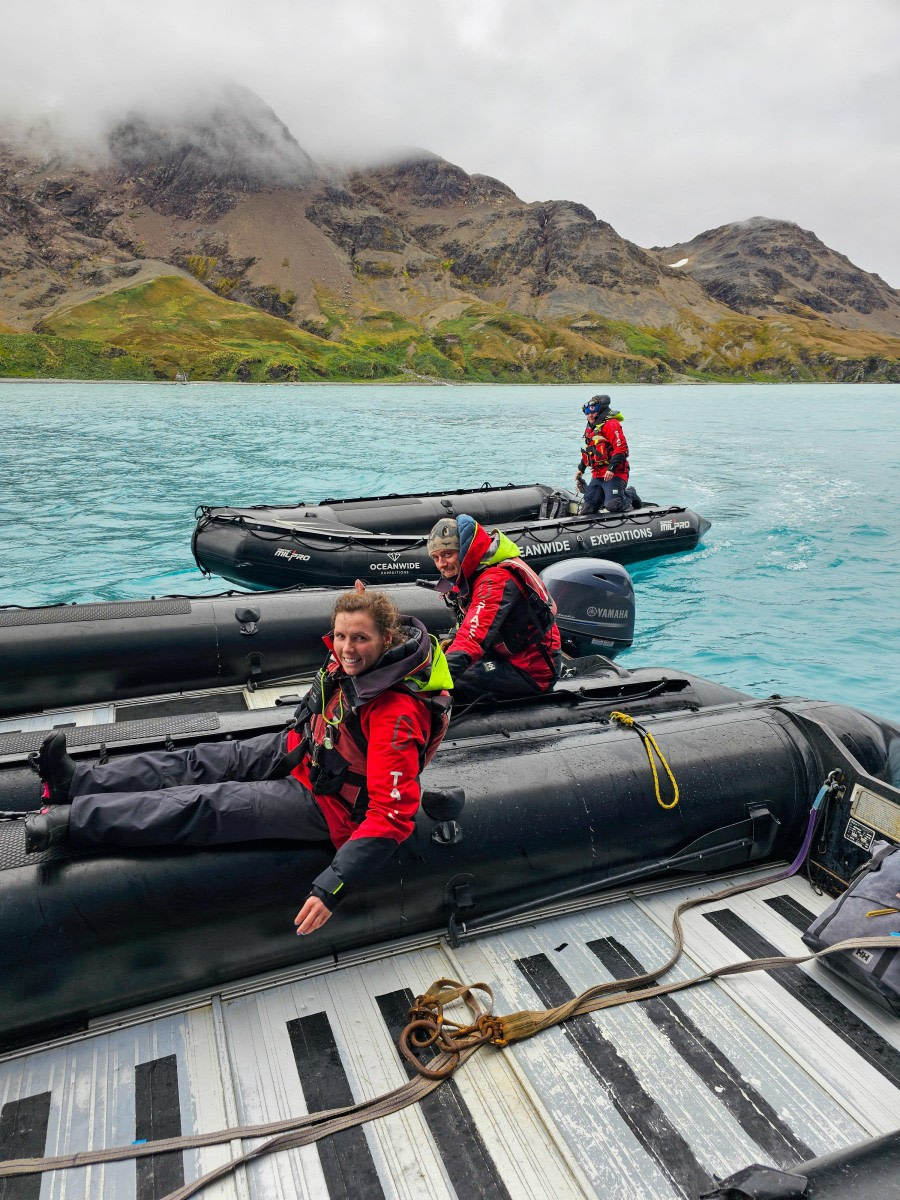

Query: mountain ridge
left=651, top=217, right=900, bottom=337
left=1, top=86, right=898, bottom=381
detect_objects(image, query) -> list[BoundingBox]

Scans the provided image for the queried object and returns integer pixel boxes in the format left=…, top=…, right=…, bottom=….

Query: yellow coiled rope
left=610, top=710, right=680, bottom=810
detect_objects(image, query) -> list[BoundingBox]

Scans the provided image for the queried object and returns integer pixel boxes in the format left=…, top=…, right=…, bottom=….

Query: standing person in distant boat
left=574, top=394, right=637, bottom=514
left=427, top=514, right=561, bottom=704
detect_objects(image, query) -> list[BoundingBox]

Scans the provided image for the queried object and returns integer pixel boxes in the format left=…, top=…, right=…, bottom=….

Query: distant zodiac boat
left=191, top=481, right=711, bottom=589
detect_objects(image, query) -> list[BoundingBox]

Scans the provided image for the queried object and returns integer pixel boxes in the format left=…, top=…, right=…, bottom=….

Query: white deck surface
left=2, top=869, right=898, bottom=1200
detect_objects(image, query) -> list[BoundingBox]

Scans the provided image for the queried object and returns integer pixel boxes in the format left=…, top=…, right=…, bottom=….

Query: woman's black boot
left=24, top=807, right=71, bottom=854
left=37, top=731, right=76, bottom=804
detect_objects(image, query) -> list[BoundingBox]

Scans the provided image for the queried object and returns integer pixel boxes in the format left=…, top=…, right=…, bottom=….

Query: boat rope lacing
left=4, top=774, right=890, bottom=1200
left=610, top=709, right=679, bottom=809
left=194, top=503, right=687, bottom=557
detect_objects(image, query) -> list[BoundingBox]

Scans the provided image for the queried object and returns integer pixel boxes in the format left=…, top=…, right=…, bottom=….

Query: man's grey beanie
left=427, top=517, right=460, bottom=555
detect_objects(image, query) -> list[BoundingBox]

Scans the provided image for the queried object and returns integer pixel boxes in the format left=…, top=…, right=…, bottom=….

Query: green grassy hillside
left=0, top=333, right=157, bottom=379
left=2, top=274, right=897, bottom=383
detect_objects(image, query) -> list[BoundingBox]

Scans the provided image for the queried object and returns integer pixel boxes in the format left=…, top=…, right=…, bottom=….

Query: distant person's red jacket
left=579, top=416, right=630, bottom=482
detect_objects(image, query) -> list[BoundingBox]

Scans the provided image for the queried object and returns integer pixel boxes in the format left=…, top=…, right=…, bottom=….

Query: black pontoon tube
left=0, top=668, right=748, bottom=811
left=0, top=582, right=451, bottom=718
left=200, top=482, right=559, bottom=536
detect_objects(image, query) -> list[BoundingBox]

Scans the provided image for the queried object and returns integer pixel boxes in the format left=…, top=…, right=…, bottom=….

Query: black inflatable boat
left=192, top=482, right=710, bottom=589
left=0, top=560, right=636, bottom=719
left=2, top=661, right=898, bottom=1049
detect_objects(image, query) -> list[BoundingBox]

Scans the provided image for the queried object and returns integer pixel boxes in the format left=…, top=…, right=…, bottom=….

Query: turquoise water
left=1, top=381, right=898, bottom=721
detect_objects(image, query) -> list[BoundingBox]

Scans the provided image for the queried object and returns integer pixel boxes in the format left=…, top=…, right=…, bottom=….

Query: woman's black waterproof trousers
left=67, top=730, right=331, bottom=848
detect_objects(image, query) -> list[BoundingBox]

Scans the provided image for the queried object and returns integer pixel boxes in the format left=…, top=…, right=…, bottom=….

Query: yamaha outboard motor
left=541, top=558, right=635, bottom=658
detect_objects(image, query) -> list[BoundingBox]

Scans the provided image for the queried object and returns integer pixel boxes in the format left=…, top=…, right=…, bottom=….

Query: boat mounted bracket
left=235, top=606, right=261, bottom=636
left=245, top=652, right=264, bottom=690
left=747, top=802, right=780, bottom=861
left=431, top=820, right=462, bottom=846
left=444, top=871, right=476, bottom=946
left=422, top=786, right=465, bottom=847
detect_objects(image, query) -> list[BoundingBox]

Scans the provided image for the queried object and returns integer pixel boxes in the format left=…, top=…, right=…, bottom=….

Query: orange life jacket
left=583, top=425, right=611, bottom=473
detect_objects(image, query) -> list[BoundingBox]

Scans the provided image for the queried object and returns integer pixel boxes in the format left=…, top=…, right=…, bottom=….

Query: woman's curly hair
left=332, top=589, right=405, bottom=644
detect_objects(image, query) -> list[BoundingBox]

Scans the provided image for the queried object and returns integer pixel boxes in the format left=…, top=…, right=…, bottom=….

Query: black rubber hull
left=193, top=505, right=711, bottom=589
left=2, top=677, right=897, bottom=1048
left=0, top=583, right=451, bottom=718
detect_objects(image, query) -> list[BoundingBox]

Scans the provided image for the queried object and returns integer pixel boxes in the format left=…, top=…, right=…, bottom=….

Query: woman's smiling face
left=332, top=611, right=391, bottom=676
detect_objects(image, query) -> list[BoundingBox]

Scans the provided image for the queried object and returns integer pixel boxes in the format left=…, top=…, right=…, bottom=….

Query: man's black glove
left=445, top=649, right=472, bottom=682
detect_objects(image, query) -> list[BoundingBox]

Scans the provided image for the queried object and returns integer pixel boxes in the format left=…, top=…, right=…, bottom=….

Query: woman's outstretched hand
left=294, top=895, right=332, bottom=935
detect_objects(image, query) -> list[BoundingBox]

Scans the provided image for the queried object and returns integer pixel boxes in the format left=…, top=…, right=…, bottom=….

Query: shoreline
left=0, top=376, right=889, bottom=387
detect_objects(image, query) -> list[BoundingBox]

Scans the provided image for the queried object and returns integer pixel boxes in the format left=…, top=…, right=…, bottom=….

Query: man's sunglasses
left=582, top=402, right=602, bottom=414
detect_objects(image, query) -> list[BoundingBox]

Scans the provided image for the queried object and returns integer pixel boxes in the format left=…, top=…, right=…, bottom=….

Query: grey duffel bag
left=802, top=841, right=900, bottom=1015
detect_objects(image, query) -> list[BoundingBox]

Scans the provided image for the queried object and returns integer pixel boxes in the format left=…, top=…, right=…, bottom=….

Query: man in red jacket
left=575, top=394, right=630, bottom=514
left=428, top=513, right=561, bottom=704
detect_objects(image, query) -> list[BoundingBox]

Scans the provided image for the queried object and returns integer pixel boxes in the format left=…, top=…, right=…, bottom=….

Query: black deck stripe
left=516, top=953, right=714, bottom=1199
left=764, top=893, right=818, bottom=933
left=134, top=1055, right=184, bottom=1200
left=0, top=1092, right=51, bottom=1200
left=587, top=937, right=815, bottom=1166
left=375, top=989, right=513, bottom=1200
left=287, top=1013, right=386, bottom=1200
left=703, top=909, right=900, bottom=1089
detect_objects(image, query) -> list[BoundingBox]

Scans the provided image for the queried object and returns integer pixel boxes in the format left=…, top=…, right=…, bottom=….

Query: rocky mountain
left=1, top=86, right=899, bottom=381
left=652, top=218, right=900, bottom=337
left=300, top=153, right=729, bottom=329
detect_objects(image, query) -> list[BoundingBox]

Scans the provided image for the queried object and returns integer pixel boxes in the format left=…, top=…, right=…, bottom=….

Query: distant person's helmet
left=583, top=395, right=611, bottom=416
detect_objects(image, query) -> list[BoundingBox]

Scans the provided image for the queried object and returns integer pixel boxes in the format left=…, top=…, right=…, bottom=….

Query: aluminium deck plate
left=1, top=871, right=897, bottom=1200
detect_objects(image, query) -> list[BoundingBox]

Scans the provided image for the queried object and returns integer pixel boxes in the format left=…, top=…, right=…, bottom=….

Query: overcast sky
left=3, top=0, right=899, bottom=285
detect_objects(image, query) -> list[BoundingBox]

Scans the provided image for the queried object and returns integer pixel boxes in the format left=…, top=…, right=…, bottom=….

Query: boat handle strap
left=610, top=710, right=680, bottom=808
